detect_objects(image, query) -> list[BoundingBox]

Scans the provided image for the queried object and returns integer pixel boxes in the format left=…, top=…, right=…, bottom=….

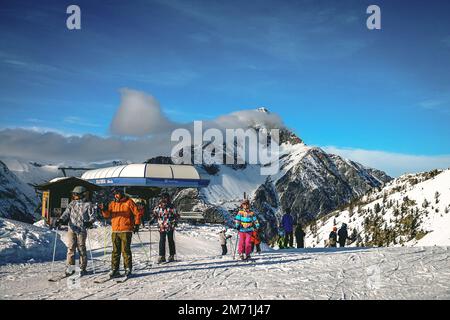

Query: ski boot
left=124, top=269, right=132, bottom=277
left=109, top=269, right=120, bottom=279
left=168, top=255, right=175, bottom=262
left=79, top=269, right=88, bottom=277
left=157, top=256, right=166, bottom=264
left=245, top=254, right=251, bottom=260
left=65, top=266, right=75, bottom=277
left=239, top=254, right=245, bottom=260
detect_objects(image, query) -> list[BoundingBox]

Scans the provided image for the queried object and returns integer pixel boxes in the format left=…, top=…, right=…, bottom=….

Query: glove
left=54, top=219, right=62, bottom=229
left=133, top=225, right=140, bottom=234
left=83, top=221, right=93, bottom=229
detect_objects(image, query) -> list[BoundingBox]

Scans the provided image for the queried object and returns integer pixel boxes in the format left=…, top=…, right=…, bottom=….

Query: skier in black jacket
left=294, top=224, right=305, bottom=248
left=338, top=223, right=348, bottom=247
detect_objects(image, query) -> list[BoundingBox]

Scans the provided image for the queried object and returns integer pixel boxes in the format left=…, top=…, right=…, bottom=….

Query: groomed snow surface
left=1, top=222, right=450, bottom=300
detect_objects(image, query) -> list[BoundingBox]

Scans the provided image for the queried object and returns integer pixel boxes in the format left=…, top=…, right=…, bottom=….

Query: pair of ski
left=93, top=273, right=132, bottom=284
left=157, top=260, right=179, bottom=265
left=48, top=271, right=90, bottom=282
left=237, top=257, right=256, bottom=263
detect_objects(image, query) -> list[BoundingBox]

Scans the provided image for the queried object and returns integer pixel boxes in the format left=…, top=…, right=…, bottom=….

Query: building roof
left=81, top=163, right=210, bottom=188
left=35, top=176, right=102, bottom=191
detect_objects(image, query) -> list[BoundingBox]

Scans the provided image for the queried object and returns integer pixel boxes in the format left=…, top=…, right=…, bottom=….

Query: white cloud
left=0, top=128, right=172, bottom=163
left=207, top=109, right=284, bottom=131
left=0, top=89, right=286, bottom=164
left=323, top=146, right=450, bottom=177
left=110, top=88, right=177, bottom=136
left=419, top=97, right=450, bottom=114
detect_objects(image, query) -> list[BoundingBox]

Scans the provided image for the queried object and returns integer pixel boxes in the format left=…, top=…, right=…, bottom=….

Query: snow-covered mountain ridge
left=305, top=168, right=450, bottom=247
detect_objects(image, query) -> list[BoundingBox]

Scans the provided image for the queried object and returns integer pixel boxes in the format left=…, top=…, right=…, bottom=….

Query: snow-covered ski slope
left=1, top=223, right=449, bottom=300
left=306, top=169, right=450, bottom=248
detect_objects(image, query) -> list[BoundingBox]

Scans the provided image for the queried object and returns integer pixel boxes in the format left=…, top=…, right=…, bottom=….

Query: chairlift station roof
left=81, top=163, right=210, bottom=188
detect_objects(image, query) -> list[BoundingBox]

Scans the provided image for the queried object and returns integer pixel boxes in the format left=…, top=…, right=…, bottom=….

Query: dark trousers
left=296, top=239, right=304, bottom=248
left=339, top=240, right=346, bottom=247
left=221, top=245, right=228, bottom=255
left=159, top=230, right=176, bottom=257
left=284, top=231, right=294, bottom=247
left=111, top=232, right=132, bottom=271
left=251, top=243, right=261, bottom=253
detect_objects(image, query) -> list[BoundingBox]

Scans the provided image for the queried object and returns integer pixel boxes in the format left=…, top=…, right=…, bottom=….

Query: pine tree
left=374, top=203, right=381, bottom=214
left=435, top=191, right=440, bottom=204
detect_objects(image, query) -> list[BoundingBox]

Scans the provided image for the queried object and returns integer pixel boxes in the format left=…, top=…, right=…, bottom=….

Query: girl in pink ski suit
left=235, top=200, right=260, bottom=260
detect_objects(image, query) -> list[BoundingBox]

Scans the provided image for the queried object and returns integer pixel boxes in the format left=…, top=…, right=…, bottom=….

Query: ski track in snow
left=1, top=226, right=450, bottom=300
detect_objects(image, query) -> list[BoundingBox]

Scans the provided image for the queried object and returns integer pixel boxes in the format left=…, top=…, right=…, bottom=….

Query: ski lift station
left=36, top=164, right=210, bottom=224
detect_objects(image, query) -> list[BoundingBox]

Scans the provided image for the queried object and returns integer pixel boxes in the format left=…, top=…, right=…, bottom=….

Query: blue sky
left=0, top=0, right=449, bottom=175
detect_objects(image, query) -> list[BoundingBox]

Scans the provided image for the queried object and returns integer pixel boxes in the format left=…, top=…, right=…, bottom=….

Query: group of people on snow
left=327, top=223, right=348, bottom=248
left=276, top=209, right=306, bottom=249
left=55, top=186, right=180, bottom=278
left=55, top=185, right=350, bottom=277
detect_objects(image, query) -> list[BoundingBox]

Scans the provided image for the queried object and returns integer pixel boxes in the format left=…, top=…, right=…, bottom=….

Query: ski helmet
left=72, top=186, right=87, bottom=195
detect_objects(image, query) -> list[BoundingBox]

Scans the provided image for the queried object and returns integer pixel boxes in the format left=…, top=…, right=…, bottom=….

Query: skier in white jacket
left=55, top=186, right=96, bottom=276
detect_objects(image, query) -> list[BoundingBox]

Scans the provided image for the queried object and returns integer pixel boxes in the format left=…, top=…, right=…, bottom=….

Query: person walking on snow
left=153, top=193, right=179, bottom=263
left=55, top=186, right=96, bottom=276
left=99, top=187, right=142, bottom=278
left=219, top=228, right=232, bottom=255
left=338, top=223, right=348, bottom=247
left=328, top=227, right=338, bottom=248
left=251, top=229, right=262, bottom=254
left=294, top=224, right=305, bottom=248
left=281, top=208, right=294, bottom=248
left=235, top=199, right=260, bottom=260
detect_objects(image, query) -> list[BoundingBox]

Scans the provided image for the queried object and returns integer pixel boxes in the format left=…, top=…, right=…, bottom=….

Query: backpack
left=329, top=237, right=337, bottom=246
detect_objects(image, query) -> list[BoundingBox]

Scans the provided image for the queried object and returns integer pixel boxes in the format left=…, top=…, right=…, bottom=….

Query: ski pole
left=136, top=231, right=150, bottom=262
left=149, top=221, right=152, bottom=263
left=50, top=229, right=58, bottom=279
left=229, top=236, right=234, bottom=257
left=233, top=231, right=239, bottom=260
left=86, top=230, right=96, bottom=274
left=103, top=220, right=107, bottom=259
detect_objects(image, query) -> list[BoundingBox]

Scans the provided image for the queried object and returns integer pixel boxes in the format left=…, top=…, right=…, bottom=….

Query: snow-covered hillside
left=1, top=158, right=63, bottom=186
left=0, top=161, right=40, bottom=222
left=0, top=218, right=66, bottom=264
left=305, top=169, right=450, bottom=248
left=0, top=223, right=449, bottom=300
